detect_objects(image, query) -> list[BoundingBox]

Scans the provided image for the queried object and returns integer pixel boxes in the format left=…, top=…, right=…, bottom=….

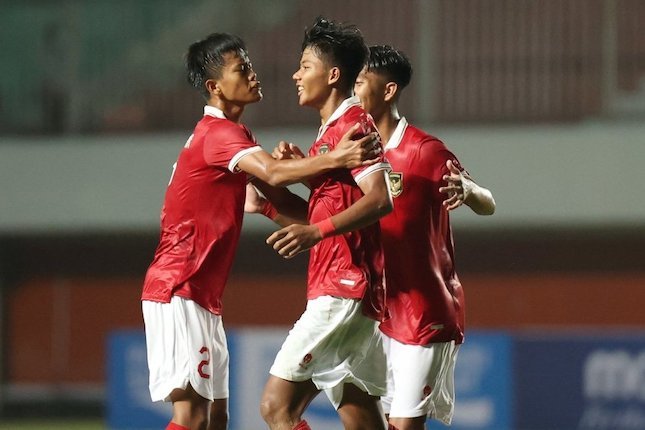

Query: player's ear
left=384, top=82, right=398, bottom=102
left=205, top=79, right=221, bottom=97
left=328, top=67, right=341, bottom=85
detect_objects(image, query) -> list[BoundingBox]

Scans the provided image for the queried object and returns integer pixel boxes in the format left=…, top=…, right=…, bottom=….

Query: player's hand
left=266, top=224, right=322, bottom=258
left=332, top=123, right=381, bottom=169
left=244, top=183, right=266, bottom=213
left=272, top=141, right=305, bottom=160
left=439, top=160, right=472, bottom=211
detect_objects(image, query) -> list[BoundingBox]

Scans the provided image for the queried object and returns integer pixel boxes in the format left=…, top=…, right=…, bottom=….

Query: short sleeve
left=203, top=122, right=262, bottom=172
left=417, top=139, right=464, bottom=183
left=346, top=115, right=390, bottom=182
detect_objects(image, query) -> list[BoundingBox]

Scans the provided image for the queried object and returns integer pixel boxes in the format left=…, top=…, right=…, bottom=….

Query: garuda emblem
left=388, top=172, right=403, bottom=197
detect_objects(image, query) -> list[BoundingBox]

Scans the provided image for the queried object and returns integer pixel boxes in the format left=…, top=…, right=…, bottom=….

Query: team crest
left=318, top=144, right=330, bottom=154
left=388, top=172, right=403, bottom=197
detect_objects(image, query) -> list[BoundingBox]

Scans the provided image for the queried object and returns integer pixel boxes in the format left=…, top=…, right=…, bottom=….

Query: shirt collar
left=384, top=116, right=408, bottom=150
left=204, top=105, right=227, bottom=119
left=317, top=96, right=361, bottom=140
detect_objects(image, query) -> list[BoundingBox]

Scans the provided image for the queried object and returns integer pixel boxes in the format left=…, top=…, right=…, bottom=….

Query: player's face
left=215, top=50, right=262, bottom=105
left=292, top=47, right=331, bottom=108
left=354, top=67, right=388, bottom=117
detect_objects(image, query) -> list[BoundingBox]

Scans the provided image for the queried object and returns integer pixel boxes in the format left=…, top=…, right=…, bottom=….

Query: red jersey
left=378, top=117, right=466, bottom=345
left=306, top=96, right=390, bottom=320
left=141, top=105, right=262, bottom=315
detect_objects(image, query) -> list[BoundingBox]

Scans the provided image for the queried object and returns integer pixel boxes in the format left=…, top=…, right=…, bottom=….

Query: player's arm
left=237, top=124, right=379, bottom=187
left=269, top=141, right=311, bottom=190
left=439, top=160, right=496, bottom=215
left=266, top=169, right=393, bottom=259
left=245, top=181, right=308, bottom=227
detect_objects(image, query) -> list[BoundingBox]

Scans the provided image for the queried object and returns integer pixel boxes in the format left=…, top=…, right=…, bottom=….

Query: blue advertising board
left=228, top=327, right=344, bottom=430
left=106, top=328, right=343, bottom=430
left=106, top=330, right=172, bottom=430
left=107, top=328, right=512, bottom=430
left=514, top=333, right=645, bottom=430
left=438, top=331, right=513, bottom=430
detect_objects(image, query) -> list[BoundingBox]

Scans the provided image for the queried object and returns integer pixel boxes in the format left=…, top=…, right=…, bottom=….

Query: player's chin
left=297, top=94, right=311, bottom=107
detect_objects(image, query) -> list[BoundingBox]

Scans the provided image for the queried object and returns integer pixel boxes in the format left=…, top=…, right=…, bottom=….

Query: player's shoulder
left=343, top=105, right=371, bottom=122
left=200, top=116, right=252, bottom=140
left=404, top=123, right=447, bottom=152
left=334, top=105, right=376, bottom=135
left=404, top=123, right=443, bottom=145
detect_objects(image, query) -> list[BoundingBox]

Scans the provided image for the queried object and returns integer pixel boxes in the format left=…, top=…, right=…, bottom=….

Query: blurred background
left=1, top=0, right=644, bottom=429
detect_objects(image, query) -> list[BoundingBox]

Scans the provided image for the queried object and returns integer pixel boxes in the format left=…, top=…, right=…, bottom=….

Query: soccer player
left=141, top=33, right=380, bottom=430
left=353, top=45, right=496, bottom=430
left=256, top=17, right=393, bottom=430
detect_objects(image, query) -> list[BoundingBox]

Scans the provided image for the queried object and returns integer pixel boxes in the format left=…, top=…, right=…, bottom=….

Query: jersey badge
left=388, top=172, right=403, bottom=197
left=318, top=144, right=330, bottom=155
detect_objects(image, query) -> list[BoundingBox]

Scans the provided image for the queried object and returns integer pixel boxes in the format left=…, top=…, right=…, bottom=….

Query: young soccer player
left=256, top=17, right=393, bottom=430
left=141, top=33, right=380, bottom=430
left=353, top=45, right=496, bottom=430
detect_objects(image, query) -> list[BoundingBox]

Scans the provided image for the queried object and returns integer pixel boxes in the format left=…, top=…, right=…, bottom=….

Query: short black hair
left=302, top=16, right=368, bottom=93
left=367, top=45, right=412, bottom=91
left=185, top=33, right=247, bottom=99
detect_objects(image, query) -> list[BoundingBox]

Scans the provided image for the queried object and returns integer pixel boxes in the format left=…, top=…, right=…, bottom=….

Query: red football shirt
left=306, top=97, right=391, bottom=320
left=378, top=117, right=466, bottom=345
left=141, top=105, right=262, bottom=315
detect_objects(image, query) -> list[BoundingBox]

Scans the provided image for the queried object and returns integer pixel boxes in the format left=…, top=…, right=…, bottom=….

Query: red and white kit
left=378, top=117, right=467, bottom=422
left=142, top=105, right=261, bottom=402
left=270, top=96, right=391, bottom=408
left=306, top=96, right=390, bottom=319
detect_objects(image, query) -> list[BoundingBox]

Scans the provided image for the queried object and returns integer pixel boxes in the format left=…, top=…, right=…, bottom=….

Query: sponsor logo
left=584, top=349, right=645, bottom=401
left=423, top=384, right=433, bottom=399
left=299, top=353, right=313, bottom=369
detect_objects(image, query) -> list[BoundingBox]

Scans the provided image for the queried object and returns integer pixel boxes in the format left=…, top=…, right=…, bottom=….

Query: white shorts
left=270, top=296, right=387, bottom=409
left=381, top=334, right=459, bottom=425
left=142, top=296, right=229, bottom=402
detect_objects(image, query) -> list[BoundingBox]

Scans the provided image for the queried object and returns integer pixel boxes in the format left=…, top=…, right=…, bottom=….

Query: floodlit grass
left=0, top=420, right=104, bottom=429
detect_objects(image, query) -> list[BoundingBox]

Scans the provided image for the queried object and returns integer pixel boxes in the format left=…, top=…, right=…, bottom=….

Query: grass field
left=0, top=420, right=104, bottom=430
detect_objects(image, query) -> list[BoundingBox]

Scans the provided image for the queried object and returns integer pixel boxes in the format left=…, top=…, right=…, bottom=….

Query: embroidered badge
left=318, top=144, right=330, bottom=155
left=388, top=172, right=403, bottom=197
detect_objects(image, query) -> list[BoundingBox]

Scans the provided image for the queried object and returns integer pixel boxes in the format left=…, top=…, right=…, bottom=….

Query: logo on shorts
left=299, top=353, right=313, bottom=369
left=388, top=172, right=403, bottom=197
left=318, top=144, right=330, bottom=155
left=423, top=384, right=433, bottom=398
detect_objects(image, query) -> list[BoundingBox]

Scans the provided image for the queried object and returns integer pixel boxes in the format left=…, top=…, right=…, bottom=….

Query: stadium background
left=1, top=0, right=644, bottom=429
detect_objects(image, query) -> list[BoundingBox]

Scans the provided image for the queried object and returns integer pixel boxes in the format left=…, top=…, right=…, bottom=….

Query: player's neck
left=318, top=90, right=350, bottom=126
left=209, top=99, right=245, bottom=123
left=374, top=105, right=401, bottom=145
